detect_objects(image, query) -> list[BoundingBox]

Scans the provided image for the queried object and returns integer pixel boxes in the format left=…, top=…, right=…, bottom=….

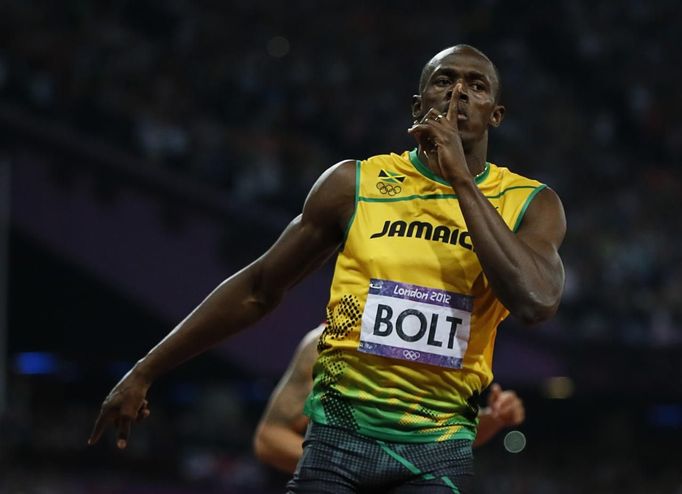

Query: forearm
left=89, top=163, right=352, bottom=449
left=131, top=209, right=341, bottom=385
left=134, top=266, right=280, bottom=383
left=454, top=180, right=560, bottom=322
left=253, top=424, right=304, bottom=474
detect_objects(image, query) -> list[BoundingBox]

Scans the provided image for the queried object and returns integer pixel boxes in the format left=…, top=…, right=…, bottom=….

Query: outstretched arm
left=473, top=383, right=525, bottom=447
left=253, top=326, right=322, bottom=473
left=88, top=161, right=356, bottom=449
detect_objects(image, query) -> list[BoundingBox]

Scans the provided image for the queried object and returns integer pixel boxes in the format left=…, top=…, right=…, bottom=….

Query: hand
left=88, top=370, right=152, bottom=449
left=487, top=383, right=525, bottom=427
left=407, top=83, right=470, bottom=185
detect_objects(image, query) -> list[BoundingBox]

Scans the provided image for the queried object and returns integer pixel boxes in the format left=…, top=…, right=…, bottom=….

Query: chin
left=460, top=128, right=485, bottom=146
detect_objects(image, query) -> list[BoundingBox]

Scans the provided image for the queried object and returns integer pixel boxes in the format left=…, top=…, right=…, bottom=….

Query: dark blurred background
left=1, top=0, right=681, bottom=492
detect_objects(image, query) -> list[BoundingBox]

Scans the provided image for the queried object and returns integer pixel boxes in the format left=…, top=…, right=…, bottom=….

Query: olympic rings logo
left=376, top=182, right=402, bottom=196
left=402, top=350, right=421, bottom=360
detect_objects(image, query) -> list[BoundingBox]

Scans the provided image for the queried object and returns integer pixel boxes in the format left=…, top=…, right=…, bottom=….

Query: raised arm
left=409, top=83, right=565, bottom=324
left=455, top=183, right=565, bottom=324
left=253, top=326, right=322, bottom=473
left=88, top=161, right=356, bottom=449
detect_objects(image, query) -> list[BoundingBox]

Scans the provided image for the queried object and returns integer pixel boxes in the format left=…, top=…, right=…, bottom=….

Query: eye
left=434, top=77, right=452, bottom=87
left=472, top=82, right=486, bottom=91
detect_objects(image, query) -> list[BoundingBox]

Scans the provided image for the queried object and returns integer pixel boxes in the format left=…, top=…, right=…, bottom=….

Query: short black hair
left=418, top=45, right=502, bottom=103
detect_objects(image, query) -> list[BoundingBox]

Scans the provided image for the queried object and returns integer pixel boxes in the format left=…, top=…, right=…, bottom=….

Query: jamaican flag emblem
left=376, top=170, right=406, bottom=196
left=378, top=170, right=406, bottom=183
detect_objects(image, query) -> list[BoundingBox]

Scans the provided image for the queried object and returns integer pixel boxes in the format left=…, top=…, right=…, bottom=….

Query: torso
left=304, top=149, right=545, bottom=442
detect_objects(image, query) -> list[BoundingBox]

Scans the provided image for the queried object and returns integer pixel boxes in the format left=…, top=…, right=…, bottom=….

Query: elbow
left=506, top=273, right=564, bottom=325
left=512, top=294, right=561, bottom=326
left=250, top=288, right=282, bottom=316
left=245, top=267, right=284, bottom=316
left=516, top=306, right=556, bottom=326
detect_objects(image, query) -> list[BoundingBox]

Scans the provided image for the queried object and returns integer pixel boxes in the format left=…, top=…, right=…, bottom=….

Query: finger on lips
left=446, top=82, right=463, bottom=122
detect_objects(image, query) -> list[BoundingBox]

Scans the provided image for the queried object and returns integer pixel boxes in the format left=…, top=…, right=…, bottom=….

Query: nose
left=446, top=83, right=469, bottom=102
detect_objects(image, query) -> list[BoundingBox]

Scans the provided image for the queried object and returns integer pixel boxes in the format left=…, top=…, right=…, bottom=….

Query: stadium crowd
left=2, top=0, right=680, bottom=347
left=1, top=0, right=681, bottom=492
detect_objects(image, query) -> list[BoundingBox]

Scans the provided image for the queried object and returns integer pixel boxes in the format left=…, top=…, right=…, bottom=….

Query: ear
left=411, top=94, right=423, bottom=120
left=489, top=104, right=505, bottom=128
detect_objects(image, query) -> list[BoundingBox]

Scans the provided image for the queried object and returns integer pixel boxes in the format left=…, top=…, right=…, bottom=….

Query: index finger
left=116, top=418, right=132, bottom=449
left=88, top=409, right=114, bottom=445
left=446, top=82, right=463, bottom=122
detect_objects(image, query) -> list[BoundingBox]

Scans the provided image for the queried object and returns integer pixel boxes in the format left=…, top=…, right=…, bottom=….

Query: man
left=89, top=44, right=565, bottom=493
left=253, top=324, right=526, bottom=474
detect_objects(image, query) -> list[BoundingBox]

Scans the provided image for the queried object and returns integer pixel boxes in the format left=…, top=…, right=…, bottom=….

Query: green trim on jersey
left=305, top=406, right=478, bottom=444
left=341, top=160, right=362, bottom=248
left=360, top=192, right=458, bottom=202
left=512, top=184, right=547, bottom=232
left=357, top=184, right=540, bottom=203
left=408, top=148, right=490, bottom=186
left=475, top=161, right=491, bottom=184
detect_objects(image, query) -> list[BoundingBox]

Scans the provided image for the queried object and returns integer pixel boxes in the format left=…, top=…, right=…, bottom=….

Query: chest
left=346, top=198, right=484, bottom=293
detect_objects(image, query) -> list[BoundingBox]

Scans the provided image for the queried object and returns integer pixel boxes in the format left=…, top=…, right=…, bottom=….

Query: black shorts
left=286, top=422, right=474, bottom=494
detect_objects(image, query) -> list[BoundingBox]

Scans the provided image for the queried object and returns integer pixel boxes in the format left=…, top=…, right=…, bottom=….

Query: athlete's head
left=412, top=45, right=505, bottom=146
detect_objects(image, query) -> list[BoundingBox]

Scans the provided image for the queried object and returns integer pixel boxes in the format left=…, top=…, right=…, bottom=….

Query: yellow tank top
left=304, top=149, right=546, bottom=442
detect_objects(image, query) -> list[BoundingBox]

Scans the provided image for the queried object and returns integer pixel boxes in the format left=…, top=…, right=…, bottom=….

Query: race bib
left=358, top=279, right=473, bottom=369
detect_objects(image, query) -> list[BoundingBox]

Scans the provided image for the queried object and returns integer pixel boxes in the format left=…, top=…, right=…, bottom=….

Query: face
left=412, top=48, right=505, bottom=146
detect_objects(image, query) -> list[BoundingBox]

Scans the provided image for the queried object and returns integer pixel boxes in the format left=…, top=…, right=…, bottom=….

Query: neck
left=419, top=132, right=488, bottom=178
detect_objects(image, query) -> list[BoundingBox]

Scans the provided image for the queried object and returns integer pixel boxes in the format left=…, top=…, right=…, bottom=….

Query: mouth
left=441, top=105, right=468, bottom=121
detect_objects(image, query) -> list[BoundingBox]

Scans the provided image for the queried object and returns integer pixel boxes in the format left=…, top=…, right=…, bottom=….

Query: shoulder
left=487, top=162, right=565, bottom=244
left=523, top=186, right=565, bottom=223
left=517, top=186, right=566, bottom=248
left=321, top=154, right=412, bottom=182
left=487, top=163, right=544, bottom=189
left=303, top=153, right=406, bottom=231
left=309, top=160, right=357, bottom=192
left=359, top=151, right=413, bottom=172
left=302, top=160, right=357, bottom=237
